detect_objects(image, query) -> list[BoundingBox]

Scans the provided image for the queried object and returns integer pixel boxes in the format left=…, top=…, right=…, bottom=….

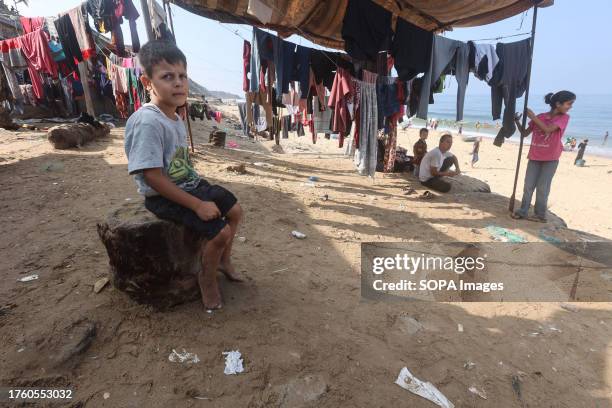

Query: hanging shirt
left=527, top=113, right=569, bottom=161
left=0, top=38, right=27, bottom=68
left=243, top=40, right=251, bottom=92
left=341, top=0, right=392, bottom=62
left=468, top=41, right=499, bottom=83
left=391, top=18, right=433, bottom=81
left=328, top=67, right=353, bottom=138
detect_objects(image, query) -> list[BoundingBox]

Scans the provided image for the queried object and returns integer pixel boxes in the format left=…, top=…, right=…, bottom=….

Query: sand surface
left=1, top=104, right=611, bottom=407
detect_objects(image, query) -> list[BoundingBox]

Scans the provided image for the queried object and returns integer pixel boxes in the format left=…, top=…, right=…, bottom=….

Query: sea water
left=409, top=93, right=612, bottom=158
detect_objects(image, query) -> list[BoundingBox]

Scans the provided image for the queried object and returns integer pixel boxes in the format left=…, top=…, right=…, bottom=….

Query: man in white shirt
left=418, top=133, right=461, bottom=192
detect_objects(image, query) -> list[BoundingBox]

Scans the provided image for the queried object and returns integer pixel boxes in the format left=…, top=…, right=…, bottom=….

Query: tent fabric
left=172, top=0, right=552, bottom=50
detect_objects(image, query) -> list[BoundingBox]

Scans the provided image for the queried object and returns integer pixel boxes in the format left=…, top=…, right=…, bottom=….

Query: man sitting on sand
left=412, top=128, right=428, bottom=177
left=419, top=133, right=461, bottom=193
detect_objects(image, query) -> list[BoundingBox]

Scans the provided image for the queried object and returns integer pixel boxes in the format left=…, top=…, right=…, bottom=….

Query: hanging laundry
left=249, top=27, right=278, bottom=93
left=274, top=39, right=295, bottom=100
left=376, top=76, right=399, bottom=130
left=20, top=17, right=45, bottom=34
left=391, top=18, right=433, bottom=81
left=417, top=36, right=469, bottom=122
left=45, top=17, right=59, bottom=39
left=292, top=45, right=310, bottom=98
left=122, top=0, right=141, bottom=53
left=68, top=5, right=96, bottom=60
left=468, top=41, right=499, bottom=83
left=11, top=29, right=58, bottom=100
left=148, top=0, right=167, bottom=35
left=54, top=14, right=83, bottom=71
left=354, top=70, right=378, bottom=178
left=490, top=38, right=531, bottom=146
left=310, top=51, right=340, bottom=91
left=0, top=37, right=27, bottom=68
left=48, top=40, right=66, bottom=62
left=313, top=95, right=332, bottom=136
left=328, top=67, right=354, bottom=147
left=342, top=0, right=392, bottom=62
left=214, top=111, right=223, bottom=123
left=86, top=0, right=115, bottom=32
left=0, top=54, right=23, bottom=105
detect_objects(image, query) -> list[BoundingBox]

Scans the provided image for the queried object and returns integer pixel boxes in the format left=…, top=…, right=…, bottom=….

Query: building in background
left=0, top=0, right=21, bottom=39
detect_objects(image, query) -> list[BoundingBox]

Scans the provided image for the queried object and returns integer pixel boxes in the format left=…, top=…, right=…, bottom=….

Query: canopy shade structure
left=172, top=0, right=553, bottom=49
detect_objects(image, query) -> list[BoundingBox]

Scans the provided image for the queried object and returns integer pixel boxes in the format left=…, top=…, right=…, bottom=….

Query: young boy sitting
left=124, top=41, right=242, bottom=310
left=412, top=127, right=428, bottom=177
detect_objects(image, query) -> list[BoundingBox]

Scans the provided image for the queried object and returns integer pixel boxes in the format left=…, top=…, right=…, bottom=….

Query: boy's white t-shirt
left=419, top=147, right=454, bottom=182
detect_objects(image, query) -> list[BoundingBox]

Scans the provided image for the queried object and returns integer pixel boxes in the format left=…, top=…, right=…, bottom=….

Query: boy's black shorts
left=144, top=180, right=237, bottom=239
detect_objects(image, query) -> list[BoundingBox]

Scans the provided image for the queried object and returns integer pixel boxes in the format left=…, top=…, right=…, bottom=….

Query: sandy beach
left=1, top=102, right=611, bottom=406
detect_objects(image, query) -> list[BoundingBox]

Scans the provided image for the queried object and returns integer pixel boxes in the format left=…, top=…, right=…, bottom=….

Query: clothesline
left=470, top=31, right=531, bottom=42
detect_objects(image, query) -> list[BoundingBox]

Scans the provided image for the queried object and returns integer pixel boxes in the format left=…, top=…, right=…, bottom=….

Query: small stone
left=397, top=316, right=424, bottom=335
left=237, top=236, right=247, bottom=243
left=103, top=392, right=110, bottom=400
left=93, top=277, right=110, bottom=294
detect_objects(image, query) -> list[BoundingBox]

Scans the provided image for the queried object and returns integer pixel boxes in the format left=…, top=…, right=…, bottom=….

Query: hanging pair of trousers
left=515, top=160, right=558, bottom=220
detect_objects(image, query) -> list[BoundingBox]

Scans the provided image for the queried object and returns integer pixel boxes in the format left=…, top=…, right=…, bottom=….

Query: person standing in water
left=512, top=91, right=576, bottom=222
left=603, top=131, right=609, bottom=146
left=575, top=139, right=588, bottom=165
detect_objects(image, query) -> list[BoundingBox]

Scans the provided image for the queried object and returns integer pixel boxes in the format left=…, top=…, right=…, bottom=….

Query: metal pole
left=139, top=0, right=154, bottom=41
left=508, top=4, right=539, bottom=213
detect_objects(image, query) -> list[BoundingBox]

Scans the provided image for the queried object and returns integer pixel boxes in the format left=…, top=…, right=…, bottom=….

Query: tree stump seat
left=97, top=201, right=203, bottom=308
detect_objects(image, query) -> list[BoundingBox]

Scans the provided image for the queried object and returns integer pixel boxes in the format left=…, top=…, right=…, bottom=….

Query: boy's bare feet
left=218, top=261, right=244, bottom=282
left=198, top=274, right=222, bottom=310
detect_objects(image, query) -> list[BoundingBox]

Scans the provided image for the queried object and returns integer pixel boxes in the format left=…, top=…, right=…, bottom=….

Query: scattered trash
left=253, top=162, right=271, bottom=167
left=560, top=303, right=578, bottom=313
left=103, top=392, right=110, bottom=400
left=470, top=228, right=481, bottom=235
left=272, top=267, right=289, bottom=274
left=237, top=236, right=247, bottom=243
left=395, top=367, right=454, bottom=408
left=17, top=274, right=39, bottom=282
left=17, top=347, right=25, bottom=353
left=223, top=350, right=244, bottom=375
left=124, top=198, right=132, bottom=201
left=486, top=225, right=527, bottom=243
left=227, top=141, right=239, bottom=148
left=93, top=277, right=109, bottom=294
left=168, top=349, right=200, bottom=364
left=404, top=188, right=416, bottom=195
left=463, top=361, right=476, bottom=370
left=321, top=194, right=329, bottom=201
left=468, top=386, right=487, bottom=400
left=457, top=324, right=464, bottom=332
left=291, top=230, right=307, bottom=239
left=308, top=176, right=319, bottom=182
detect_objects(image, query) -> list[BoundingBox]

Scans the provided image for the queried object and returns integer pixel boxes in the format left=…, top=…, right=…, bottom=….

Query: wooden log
left=97, top=202, right=203, bottom=309
left=47, top=123, right=110, bottom=149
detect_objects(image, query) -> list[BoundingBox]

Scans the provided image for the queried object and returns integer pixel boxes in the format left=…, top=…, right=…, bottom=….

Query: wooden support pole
left=77, top=61, right=95, bottom=117
left=508, top=5, right=539, bottom=213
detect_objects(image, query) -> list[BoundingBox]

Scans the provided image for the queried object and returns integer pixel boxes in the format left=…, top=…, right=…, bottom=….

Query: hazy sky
left=18, top=0, right=612, bottom=97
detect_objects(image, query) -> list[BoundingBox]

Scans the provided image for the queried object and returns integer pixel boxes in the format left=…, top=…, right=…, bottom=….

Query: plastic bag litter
left=168, top=349, right=200, bottom=364
left=223, top=350, right=244, bottom=375
left=291, top=230, right=306, bottom=239
left=17, top=274, right=39, bottom=282
left=486, top=225, right=526, bottom=243
left=468, top=386, right=487, bottom=399
left=395, top=367, right=454, bottom=408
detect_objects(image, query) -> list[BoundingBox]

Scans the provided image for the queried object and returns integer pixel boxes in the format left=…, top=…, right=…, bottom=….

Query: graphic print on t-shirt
left=167, top=146, right=199, bottom=185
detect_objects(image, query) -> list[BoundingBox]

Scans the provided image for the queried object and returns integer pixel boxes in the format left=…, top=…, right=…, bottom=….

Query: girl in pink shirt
left=512, top=90, right=575, bottom=222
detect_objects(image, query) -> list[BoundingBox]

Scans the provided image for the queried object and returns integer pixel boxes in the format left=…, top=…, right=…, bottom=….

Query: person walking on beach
left=575, top=139, right=588, bottom=165
left=604, top=131, right=609, bottom=146
left=512, top=91, right=576, bottom=222
left=458, top=124, right=463, bottom=135
left=471, top=137, right=481, bottom=167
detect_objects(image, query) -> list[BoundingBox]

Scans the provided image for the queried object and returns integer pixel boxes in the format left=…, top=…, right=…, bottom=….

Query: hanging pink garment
left=214, top=111, right=223, bottom=123
left=17, top=29, right=58, bottom=99
left=20, top=17, right=45, bottom=34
